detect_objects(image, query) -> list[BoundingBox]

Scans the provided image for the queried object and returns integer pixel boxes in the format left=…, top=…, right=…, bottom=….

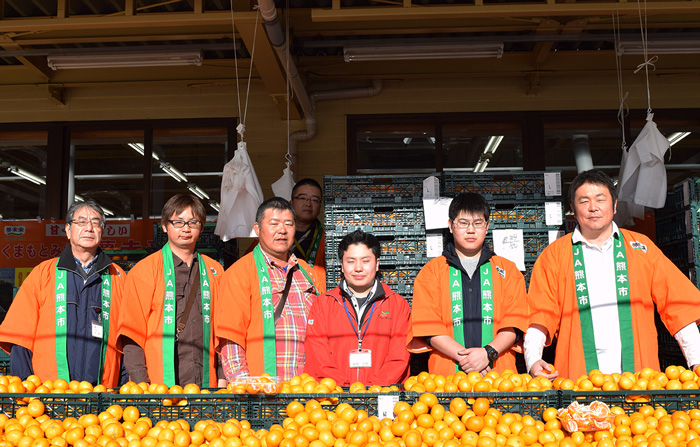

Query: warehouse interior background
left=0, top=0, right=698, bottom=220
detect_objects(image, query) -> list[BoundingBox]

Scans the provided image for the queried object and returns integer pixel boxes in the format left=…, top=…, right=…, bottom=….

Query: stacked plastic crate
left=654, top=177, right=700, bottom=367
left=323, top=174, right=431, bottom=304
left=442, top=171, right=565, bottom=286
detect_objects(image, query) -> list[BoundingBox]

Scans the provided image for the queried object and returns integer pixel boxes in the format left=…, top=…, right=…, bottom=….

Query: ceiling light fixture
left=473, top=135, right=504, bottom=173
left=8, top=166, right=46, bottom=185
left=187, top=184, right=210, bottom=200
left=128, top=143, right=160, bottom=161
left=47, top=50, right=203, bottom=70
left=668, top=132, right=691, bottom=146
left=344, top=43, right=503, bottom=62
left=209, top=201, right=220, bottom=212
left=403, top=138, right=412, bottom=145
left=160, top=162, right=188, bottom=183
left=617, top=40, right=700, bottom=55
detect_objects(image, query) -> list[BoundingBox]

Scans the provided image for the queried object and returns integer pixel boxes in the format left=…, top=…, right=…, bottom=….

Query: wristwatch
left=484, top=345, right=499, bottom=362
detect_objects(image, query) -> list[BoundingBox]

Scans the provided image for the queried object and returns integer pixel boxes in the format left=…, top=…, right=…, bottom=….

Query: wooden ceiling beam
left=235, top=21, right=302, bottom=120
left=0, top=11, right=258, bottom=32
left=311, top=2, right=700, bottom=21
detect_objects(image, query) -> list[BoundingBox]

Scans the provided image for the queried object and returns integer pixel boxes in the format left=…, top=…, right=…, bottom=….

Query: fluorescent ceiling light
left=428, top=137, right=436, bottom=144
left=403, top=138, right=412, bottom=145
left=668, top=132, right=691, bottom=146
left=160, top=162, right=188, bottom=182
left=209, top=201, right=220, bottom=212
left=128, top=143, right=160, bottom=161
left=8, top=166, right=46, bottom=185
left=344, top=43, right=503, bottom=62
left=47, top=50, right=203, bottom=70
left=483, top=135, right=504, bottom=155
left=473, top=135, right=504, bottom=173
left=187, top=184, right=210, bottom=200
left=617, top=40, right=700, bottom=55
left=73, top=194, right=114, bottom=216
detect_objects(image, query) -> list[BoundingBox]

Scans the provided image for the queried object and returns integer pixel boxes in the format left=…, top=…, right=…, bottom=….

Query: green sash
left=294, top=222, right=323, bottom=267
left=572, top=232, right=634, bottom=373
left=253, top=245, right=316, bottom=376
left=54, top=264, right=112, bottom=382
left=161, top=244, right=213, bottom=387
left=449, top=261, right=495, bottom=372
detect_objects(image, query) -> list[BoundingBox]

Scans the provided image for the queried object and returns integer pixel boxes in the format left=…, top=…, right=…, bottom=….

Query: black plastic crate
left=325, top=205, right=425, bottom=236
left=655, top=208, right=700, bottom=244
left=557, top=390, right=700, bottom=413
left=443, top=171, right=562, bottom=201
left=486, top=229, right=559, bottom=262
left=657, top=178, right=700, bottom=216
left=403, top=391, right=554, bottom=419
left=489, top=202, right=563, bottom=230
left=0, top=393, right=101, bottom=419
left=326, top=265, right=420, bottom=301
left=324, top=174, right=433, bottom=205
left=101, top=392, right=402, bottom=428
left=658, top=237, right=699, bottom=267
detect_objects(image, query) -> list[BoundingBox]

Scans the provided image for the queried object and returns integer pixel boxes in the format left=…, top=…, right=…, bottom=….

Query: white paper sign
left=544, top=172, right=562, bottom=197
left=426, top=233, right=444, bottom=258
left=493, top=229, right=525, bottom=271
left=545, top=202, right=563, bottom=226
left=548, top=230, right=565, bottom=244
left=423, top=197, right=453, bottom=230
left=377, top=395, right=400, bottom=420
left=423, top=176, right=440, bottom=199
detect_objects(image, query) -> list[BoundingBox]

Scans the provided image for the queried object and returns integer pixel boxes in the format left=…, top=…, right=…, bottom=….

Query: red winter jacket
left=304, top=282, right=411, bottom=386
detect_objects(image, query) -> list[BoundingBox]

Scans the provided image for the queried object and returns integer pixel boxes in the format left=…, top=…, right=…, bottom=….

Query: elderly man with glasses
left=119, top=193, right=224, bottom=387
left=0, top=200, right=127, bottom=386
left=407, top=192, right=528, bottom=376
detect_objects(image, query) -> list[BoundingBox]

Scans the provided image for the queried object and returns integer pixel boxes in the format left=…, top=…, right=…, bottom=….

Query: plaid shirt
left=221, top=250, right=316, bottom=381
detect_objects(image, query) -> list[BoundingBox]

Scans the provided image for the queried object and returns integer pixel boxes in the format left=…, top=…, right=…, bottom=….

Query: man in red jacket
left=305, top=230, right=410, bottom=386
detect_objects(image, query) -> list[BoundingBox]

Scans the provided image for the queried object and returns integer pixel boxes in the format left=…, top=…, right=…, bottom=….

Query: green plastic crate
left=0, top=393, right=101, bottom=419
left=557, top=389, right=700, bottom=413
left=402, top=391, right=555, bottom=419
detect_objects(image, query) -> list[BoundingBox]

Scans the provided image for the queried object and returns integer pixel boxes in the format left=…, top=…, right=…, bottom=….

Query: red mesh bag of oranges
left=558, top=401, right=615, bottom=432
left=227, top=375, right=280, bottom=394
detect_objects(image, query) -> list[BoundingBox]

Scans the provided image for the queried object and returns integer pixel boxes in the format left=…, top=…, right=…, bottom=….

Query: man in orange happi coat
left=407, top=192, right=528, bottom=376
left=526, top=169, right=700, bottom=380
left=119, top=194, right=223, bottom=387
left=0, top=200, right=125, bottom=386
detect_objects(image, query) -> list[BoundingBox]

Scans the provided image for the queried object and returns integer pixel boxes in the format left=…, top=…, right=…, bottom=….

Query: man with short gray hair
left=0, top=200, right=127, bottom=386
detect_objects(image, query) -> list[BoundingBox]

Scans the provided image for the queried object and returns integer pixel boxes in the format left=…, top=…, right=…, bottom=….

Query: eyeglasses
left=452, top=219, right=487, bottom=230
left=292, top=195, right=321, bottom=204
left=168, top=219, right=202, bottom=229
left=71, top=218, right=104, bottom=228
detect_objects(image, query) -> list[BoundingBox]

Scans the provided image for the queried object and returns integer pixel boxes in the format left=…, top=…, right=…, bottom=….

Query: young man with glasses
left=407, top=193, right=527, bottom=376
left=119, top=193, right=224, bottom=387
left=0, top=200, right=127, bottom=386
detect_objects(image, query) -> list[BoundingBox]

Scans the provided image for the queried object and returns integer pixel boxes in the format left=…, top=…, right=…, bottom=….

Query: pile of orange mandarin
left=403, top=365, right=700, bottom=394
left=2, top=391, right=700, bottom=447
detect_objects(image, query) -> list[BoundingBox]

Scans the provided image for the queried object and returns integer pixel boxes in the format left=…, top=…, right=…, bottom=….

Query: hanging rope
left=635, top=0, right=653, bottom=115
left=612, top=9, right=629, bottom=152
left=284, top=0, right=293, bottom=169
left=229, top=2, right=261, bottom=141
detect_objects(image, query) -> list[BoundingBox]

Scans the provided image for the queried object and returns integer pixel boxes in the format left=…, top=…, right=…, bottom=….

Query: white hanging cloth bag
left=271, top=164, right=295, bottom=201
left=215, top=140, right=264, bottom=241
left=617, top=113, right=669, bottom=208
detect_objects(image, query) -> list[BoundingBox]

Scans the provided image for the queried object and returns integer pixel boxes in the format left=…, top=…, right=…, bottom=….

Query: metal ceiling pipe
left=257, top=0, right=314, bottom=118
left=257, top=0, right=383, bottom=178
left=572, top=134, right=594, bottom=173
left=288, top=80, right=383, bottom=175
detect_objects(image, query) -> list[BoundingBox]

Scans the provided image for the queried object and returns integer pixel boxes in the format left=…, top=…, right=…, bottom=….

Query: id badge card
left=91, top=320, right=103, bottom=339
left=349, top=349, right=372, bottom=368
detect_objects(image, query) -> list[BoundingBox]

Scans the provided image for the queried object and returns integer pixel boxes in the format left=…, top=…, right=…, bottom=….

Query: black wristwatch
left=484, top=345, right=499, bottom=362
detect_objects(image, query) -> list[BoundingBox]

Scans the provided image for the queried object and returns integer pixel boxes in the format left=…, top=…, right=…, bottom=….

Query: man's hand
left=529, top=359, right=558, bottom=380
left=456, top=347, right=490, bottom=373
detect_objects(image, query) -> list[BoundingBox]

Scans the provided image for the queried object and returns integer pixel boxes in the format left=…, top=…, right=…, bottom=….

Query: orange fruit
left=472, top=398, right=490, bottom=417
